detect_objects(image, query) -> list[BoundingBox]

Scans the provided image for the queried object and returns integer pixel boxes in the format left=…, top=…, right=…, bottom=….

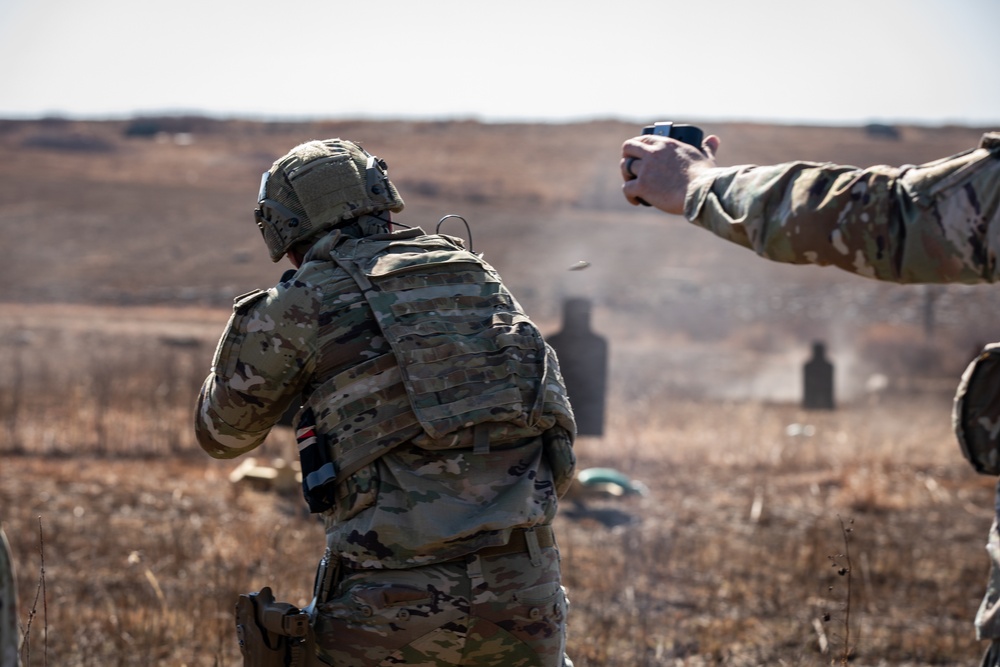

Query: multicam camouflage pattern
left=305, top=228, right=576, bottom=500
left=196, top=223, right=575, bottom=569
left=255, top=139, right=405, bottom=262
left=685, top=132, right=1000, bottom=284
left=313, top=547, right=569, bottom=667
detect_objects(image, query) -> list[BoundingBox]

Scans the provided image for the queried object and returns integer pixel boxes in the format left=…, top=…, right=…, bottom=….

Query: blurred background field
left=1, top=118, right=998, bottom=665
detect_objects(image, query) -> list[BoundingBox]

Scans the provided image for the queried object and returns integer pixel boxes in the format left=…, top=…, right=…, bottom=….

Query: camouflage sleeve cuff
left=195, top=375, right=271, bottom=459
left=683, top=164, right=787, bottom=249
left=685, top=165, right=748, bottom=242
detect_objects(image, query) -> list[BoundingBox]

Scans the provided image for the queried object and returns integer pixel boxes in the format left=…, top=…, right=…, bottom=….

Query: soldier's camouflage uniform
left=196, top=215, right=576, bottom=666
left=683, top=132, right=1000, bottom=663
left=685, top=132, right=1000, bottom=284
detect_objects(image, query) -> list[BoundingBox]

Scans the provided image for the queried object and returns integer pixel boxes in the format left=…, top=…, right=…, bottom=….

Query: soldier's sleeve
left=195, top=280, right=320, bottom=459
left=684, top=132, right=1000, bottom=285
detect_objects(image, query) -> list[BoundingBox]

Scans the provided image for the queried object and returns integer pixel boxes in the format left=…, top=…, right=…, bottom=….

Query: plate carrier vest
left=301, top=229, right=576, bottom=503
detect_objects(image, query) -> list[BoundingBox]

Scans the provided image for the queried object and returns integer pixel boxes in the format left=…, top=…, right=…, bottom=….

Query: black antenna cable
left=436, top=214, right=474, bottom=253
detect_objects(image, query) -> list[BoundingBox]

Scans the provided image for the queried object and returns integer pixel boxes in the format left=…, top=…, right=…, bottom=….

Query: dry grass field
left=2, top=117, right=999, bottom=665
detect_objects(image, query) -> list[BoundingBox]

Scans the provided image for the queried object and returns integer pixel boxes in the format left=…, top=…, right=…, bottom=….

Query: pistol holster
left=235, top=586, right=314, bottom=667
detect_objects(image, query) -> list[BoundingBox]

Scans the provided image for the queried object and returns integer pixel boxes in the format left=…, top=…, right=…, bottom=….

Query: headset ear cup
left=365, top=155, right=390, bottom=200
left=255, top=198, right=306, bottom=262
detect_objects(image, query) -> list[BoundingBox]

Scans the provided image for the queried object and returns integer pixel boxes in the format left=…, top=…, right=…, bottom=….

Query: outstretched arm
left=683, top=135, right=1000, bottom=284
left=622, top=131, right=1000, bottom=285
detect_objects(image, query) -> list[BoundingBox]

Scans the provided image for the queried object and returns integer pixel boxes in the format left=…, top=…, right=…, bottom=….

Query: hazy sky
left=1, top=0, right=997, bottom=126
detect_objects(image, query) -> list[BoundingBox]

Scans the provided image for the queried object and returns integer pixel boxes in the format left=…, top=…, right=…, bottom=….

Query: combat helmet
left=953, top=343, right=1000, bottom=475
left=254, top=138, right=405, bottom=261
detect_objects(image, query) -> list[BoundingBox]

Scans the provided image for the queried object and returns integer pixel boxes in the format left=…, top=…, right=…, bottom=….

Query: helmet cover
left=254, top=138, right=405, bottom=261
left=953, top=343, right=1000, bottom=475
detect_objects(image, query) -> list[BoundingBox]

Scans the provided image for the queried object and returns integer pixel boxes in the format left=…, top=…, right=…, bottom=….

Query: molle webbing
left=305, top=351, right=423, bottom=487
left=329, top=234, right=549, bottom=441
